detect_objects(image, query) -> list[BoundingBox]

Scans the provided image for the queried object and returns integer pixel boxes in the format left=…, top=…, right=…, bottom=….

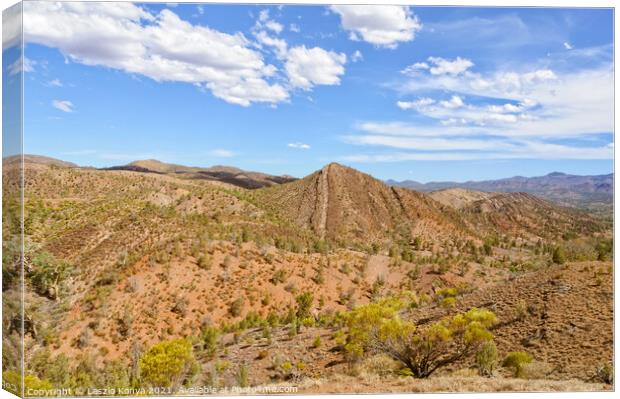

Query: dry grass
left=297, top=374, right=611, bottom=393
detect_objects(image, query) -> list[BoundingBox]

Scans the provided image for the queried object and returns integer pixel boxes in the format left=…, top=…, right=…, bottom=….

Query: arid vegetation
left=2, top=157, right=613, bottom=395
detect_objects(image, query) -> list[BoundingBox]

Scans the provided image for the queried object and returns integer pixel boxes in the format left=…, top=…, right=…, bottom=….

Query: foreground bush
left=139, top=339, right=198, bottom=388
left=343, top=298, right=497, bottom=378
left=475, top=341, right=498, bottom=377
left=503, top=352, right=533, bottom=378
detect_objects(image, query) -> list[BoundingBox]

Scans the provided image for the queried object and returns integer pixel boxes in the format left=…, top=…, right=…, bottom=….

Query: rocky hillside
left=389, top=172, right=613, bottom=216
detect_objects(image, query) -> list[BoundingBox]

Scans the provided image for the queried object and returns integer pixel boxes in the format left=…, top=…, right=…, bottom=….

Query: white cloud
left=2, top=3, right=21, bottom=50
left=47, top=78, right=63, bottom=87
left=351, top=50, right=363, bottom=63
left=440, top=95, right=464, bottom=109
left=285, top=46, right=346, bottom=90
left=564, top=41, right=573, bottom=50
left=254, top=30, right=288, bottom=59
left=265, top=20, right=283, bottom=34
left=343, top=51, right=612, bottom=163
left=52, top=100, right=74, bottom=113
left=8, top=55, right=35, bottom=76
left=401, top=62, right=429, bottom=75
left=288, top=142, right=311, bottom=149
left=427, top=56, right=474, bottom=76
left=24, top=2, right=289, bottom=107
left=396, top=97, right=435, bottom=110
left=289, top=23, right=300, bottom=33
left=330, top=5, right=422, bottom=49
left=209, top=149, right=235, bottom=158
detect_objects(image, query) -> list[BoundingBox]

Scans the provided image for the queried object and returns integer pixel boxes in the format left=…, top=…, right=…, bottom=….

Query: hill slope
left=253, top=163, right=470, bottom=246
left=104, top=159, right=297, bottom=189
left=389, top=172, right=613, bottom=215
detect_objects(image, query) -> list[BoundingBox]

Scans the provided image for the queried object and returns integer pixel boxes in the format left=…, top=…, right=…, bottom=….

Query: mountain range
left=387, top=172, right=613, bottom=216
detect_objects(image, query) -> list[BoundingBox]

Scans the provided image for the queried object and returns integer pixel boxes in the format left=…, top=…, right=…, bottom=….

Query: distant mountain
left=4, top=154, right=78, bottom=168
left=103, top=159, right=297, bottom=189
left=388, top=172, right=613, bottom=215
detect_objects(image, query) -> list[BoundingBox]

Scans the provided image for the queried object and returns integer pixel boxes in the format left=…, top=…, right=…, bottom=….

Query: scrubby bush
left=296, top=292, right=313, bottom=320
left=229, top=297, right=245, bottom=317
left=2, top=370, right=53, bottom=396
left=29, top=252, right=74, bottom=300
left=343, top=296, right=497, bottom=378
left=502, top=351, right=533, bottom=378
left=236, top=364, right=249, bottom=387
left=139, top=339, right=198, bottom=388
left=201, top=326, right=220, bottom=358
left=552, top=246, right=566, bottom=265
left=475, top=341, right=498, bottom=377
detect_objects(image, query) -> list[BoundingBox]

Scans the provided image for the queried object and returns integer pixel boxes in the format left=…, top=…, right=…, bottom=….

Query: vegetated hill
left=204, top=261, right=612, bottom=391
left=388, top=172, right=613, bottom=215
left=103, top=159, right=297, bottom=189
left=2, top=157, right=613, bottom=394
left=429, top=188, right=493, bottom=209
left=3, top=154, right=78, bottom=168
left=253, top=162, right=471, bottom=247
left=255, top=163, right=605, bottom=247
left=432, top=189, right=603, bottom=239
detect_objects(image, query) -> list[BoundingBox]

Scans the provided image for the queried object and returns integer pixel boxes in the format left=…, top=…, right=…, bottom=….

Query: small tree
left=502, top=352, right=533, bottom=378
left=139, top=339, right=198, bottom=388
left=370, top=308, right=497, bottom=378
left=475, top=341, right=498, bottom=377
left=342, top=295, right=496, bottom=378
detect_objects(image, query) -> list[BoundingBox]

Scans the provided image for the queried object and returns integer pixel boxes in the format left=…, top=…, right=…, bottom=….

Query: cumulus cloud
left=344, top=51, right=612, bottom=162
left=351, top=50, right=363, bottom=63
left=289, top=23, right=300, bottom=33
left=330, top=5, right=422, bottom=49
left=24, top=2, right=288, bottom=107
left=403, top=57, right=473, bottom=77
left=288, top=142, right=311, bottom=149
left=52, top=100, right=74, bottom=113
left=285, top=46, right=346, bottom=90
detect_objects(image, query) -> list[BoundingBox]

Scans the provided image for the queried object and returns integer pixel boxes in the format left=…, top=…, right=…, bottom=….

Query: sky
left=3, top=2, right=614, bottom=182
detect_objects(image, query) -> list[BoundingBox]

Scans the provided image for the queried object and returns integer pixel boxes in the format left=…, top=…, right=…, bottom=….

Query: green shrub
left=475, top=341, right=498, bottom=377
left=236, top=364, right=249, bottom=388
left=552, top=246, right=566, bottom=264
left=29, top=252, right=74, bottom=300
left=502, top=351, right=533, bottom=378
left=344, top=299, right=497, bottom=378
left=139, top=339, right=198, bottom=388
left=2, top=370, right=53, bottom=396
left=312, top=336, right=322, bottom=349
left=296, top=292, right=314, bottom=320
left=201, top=327, right=220, bottom=358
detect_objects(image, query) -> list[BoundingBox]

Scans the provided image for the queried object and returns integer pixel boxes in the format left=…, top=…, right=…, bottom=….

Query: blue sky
left=5, top=2, right=614, bottom=181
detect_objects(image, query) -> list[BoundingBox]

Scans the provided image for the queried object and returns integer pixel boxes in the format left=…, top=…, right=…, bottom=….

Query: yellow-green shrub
left=139, top=339, right=198, bottom=388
